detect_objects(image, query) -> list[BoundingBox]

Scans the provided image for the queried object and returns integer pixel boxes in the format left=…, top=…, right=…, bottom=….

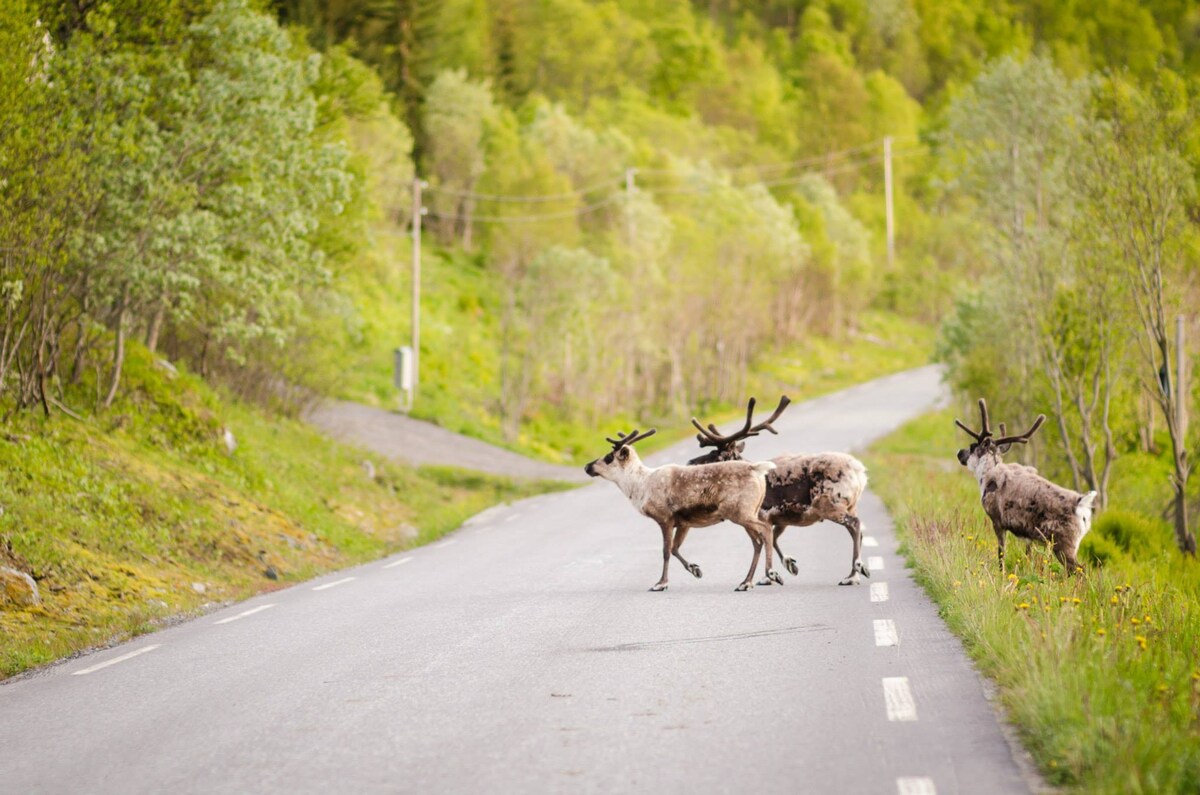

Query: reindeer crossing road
left=0, top=366, right=1034, bottom=795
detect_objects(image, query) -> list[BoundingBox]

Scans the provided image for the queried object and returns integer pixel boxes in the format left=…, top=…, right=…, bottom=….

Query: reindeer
left=584, top=428, right=782, bottom=591
left=955, top=398, right=1097, bottom=573
left=689, top=397, right=871, bottom=586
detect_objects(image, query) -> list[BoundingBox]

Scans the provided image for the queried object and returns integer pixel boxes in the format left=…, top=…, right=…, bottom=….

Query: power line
left=410, top=140, right=927, bottom=218
left=424, top=195, right=620, bottom=224
left=424, top=176, right=620, bottom=203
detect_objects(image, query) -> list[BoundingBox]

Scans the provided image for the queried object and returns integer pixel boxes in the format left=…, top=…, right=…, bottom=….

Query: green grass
left=0, top=344, right=568, bottom=679
left=866, top=410, right=1200, bottom=793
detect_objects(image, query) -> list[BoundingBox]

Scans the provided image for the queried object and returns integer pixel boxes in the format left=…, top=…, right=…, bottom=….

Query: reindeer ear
left=736, top=441, right=745, bottom=453
left=618, top=447, right=630, bottom=460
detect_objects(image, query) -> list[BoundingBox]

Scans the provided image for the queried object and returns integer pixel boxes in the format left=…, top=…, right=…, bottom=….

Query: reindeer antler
left=605, top=428, right=657, bottom=450
left=955, top=398, right=993, bottom=441
left=994, top=414, right=1045, bottom=447
left=691, top=396, right=791, bottom=448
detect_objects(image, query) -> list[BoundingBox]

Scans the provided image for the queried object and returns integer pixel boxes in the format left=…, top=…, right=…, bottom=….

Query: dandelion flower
left=1096, top=628, right=1107, bottom=636
left=1072, top=597, right=1082, bottom=605
left=1131, top=617, right=1140, bottom=625
left=1111, top=595, right=1119, bottom=605
left=1008, top=573, right=1018, bottom=581
left=1017, top=602, right=1030, bottom=610
left=1135, top=636, right=1147, bottom=650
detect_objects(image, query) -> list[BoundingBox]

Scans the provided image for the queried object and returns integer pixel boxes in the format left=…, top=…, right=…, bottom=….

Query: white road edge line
left=313, top=577, right=356, bottom=591
left=383, top=556, right=414, bottom=569
left=863, top=536, right=879, bottom=547
left=883, top=677, right=918, bottom=721
left=72, top=645, right=161, bottom=676
left=868, top=555, right=885, bottom=571
left=432, top=538, right=458, bottom=549
left=896, top=776, right=937, bottom=795
left=504, top=513, right=522, bottom=523
left=874, top=619, right=899, bottom=647
left=870, top=582, right=890, bottom=602
left=214, top=604, right=276, bottom=625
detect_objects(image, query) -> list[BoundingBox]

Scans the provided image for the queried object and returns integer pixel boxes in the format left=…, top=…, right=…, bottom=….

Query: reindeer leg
left=993, top=524, right=1007, bottom=572
left=756, top=521, right=784, bottom=587
left=671, top=525, right=702, bottom=579
left=774, top=524, right=799, bottom=576
left=737, top=527, right=762, bottom=591
left=650, top=522, right=674, bottom=591
left=836, top=513, right=869, bottom=585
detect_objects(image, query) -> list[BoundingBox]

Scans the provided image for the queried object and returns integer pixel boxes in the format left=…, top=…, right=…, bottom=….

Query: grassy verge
left=0, top=345, right=568, bottom=679
left=865, top=410, right=1200, bottom=793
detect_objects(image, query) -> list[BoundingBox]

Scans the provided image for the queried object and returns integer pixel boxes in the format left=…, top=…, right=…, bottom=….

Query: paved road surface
left=0, top=365, right=1036, bottom=794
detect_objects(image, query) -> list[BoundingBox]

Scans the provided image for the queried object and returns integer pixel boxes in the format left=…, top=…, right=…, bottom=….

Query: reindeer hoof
left=857, top=561, right=871, bottom=578
left=688, top=563, right=703, bottom=579
left=838, top=575, right=859, bottom=586
left=756, top=577, right=774, bottom=586
left=735, top=582, right=753, bottom=592
left=785, top=557, right=799, bottom=576
left=767, top=570, right=784, bottom=586
left=649, top=583, right=668, bottom=592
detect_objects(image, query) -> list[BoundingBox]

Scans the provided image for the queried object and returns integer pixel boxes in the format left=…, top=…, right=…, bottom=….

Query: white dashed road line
left=896, top=777, right=937, bottom=795
left=383, top=556, right=414, bottom=569
left=868, top=555, right=885, bottom=571
left=72, top=645, right=161, bottom=676
left=313, top=577, right=356, bottom=591
left=863, top=536, right=879, bottom=547
left=432, top=538, right=458, bottom=549
left=214, top=604, right=276, bottom=625
left=870, top=582, right=890, bottom=602
left=504, top=513, right=522, bottom=523
left=882, top=677, right=918, bottom=722
left=873, top=619, right=899, bottom=647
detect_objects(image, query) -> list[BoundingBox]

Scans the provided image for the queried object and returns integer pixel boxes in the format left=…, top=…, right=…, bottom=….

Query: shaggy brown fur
left=586, top=436, right=778, bottom=591
left=688, top=397, right=871, bottom=586
left=956, top=399, right=1096, bottom=573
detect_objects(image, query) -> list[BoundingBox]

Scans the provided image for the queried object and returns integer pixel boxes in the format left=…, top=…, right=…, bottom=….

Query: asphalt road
left=0, top=365, right=1036, bottom=794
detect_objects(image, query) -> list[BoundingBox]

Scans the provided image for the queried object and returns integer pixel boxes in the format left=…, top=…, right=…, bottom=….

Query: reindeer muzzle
left=584, top=460, right=599, bottom=477
left=956, top=448, right=970, bottom=466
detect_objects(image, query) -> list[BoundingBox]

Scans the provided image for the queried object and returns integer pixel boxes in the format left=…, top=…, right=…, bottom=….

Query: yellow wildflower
left=1131, top=617, right=1141, bottom=625
left=1096, top=628, right=1107, bottom=637
left=1008, top=573, right=1019, bottom=581
left=1017, top=602, right=1030, bottom=610
left=1111, top=595, right=1119, bottom=605
left=1135, top=636, right=1147, bottom=650
left=1072, top=597, right=1082, bottom=604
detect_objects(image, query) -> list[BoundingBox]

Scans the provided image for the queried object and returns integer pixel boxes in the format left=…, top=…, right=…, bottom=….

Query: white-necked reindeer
left=955, top=398, right=1097, bottom=573
left=585, top=428, right=782, bottom=591
left=688, top=397, right=871, bottom=586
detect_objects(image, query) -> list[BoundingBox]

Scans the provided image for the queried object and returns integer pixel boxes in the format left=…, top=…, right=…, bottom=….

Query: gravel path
left=306, top=400, right=588, bottom=482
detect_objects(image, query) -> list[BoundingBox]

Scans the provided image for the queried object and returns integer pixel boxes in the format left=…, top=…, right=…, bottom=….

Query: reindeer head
left=585, top=429, right=657, bottom=479
left=955, top=398, right=1045, bottom=470
left=687, top=396, right=791, bottom=465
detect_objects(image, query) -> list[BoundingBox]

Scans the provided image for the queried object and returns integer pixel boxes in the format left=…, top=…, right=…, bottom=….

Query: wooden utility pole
left=883, top=136, right=895, bottom=270
left=411, top=178, right=424, bottom=400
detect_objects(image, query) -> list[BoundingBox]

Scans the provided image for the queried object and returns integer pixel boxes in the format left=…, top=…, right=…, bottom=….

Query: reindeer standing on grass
left=584, top=428, right=781, bottom=591
left=689, top=396, right=872, bottom=586
left=955, top=399, right=1097, bottom=573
